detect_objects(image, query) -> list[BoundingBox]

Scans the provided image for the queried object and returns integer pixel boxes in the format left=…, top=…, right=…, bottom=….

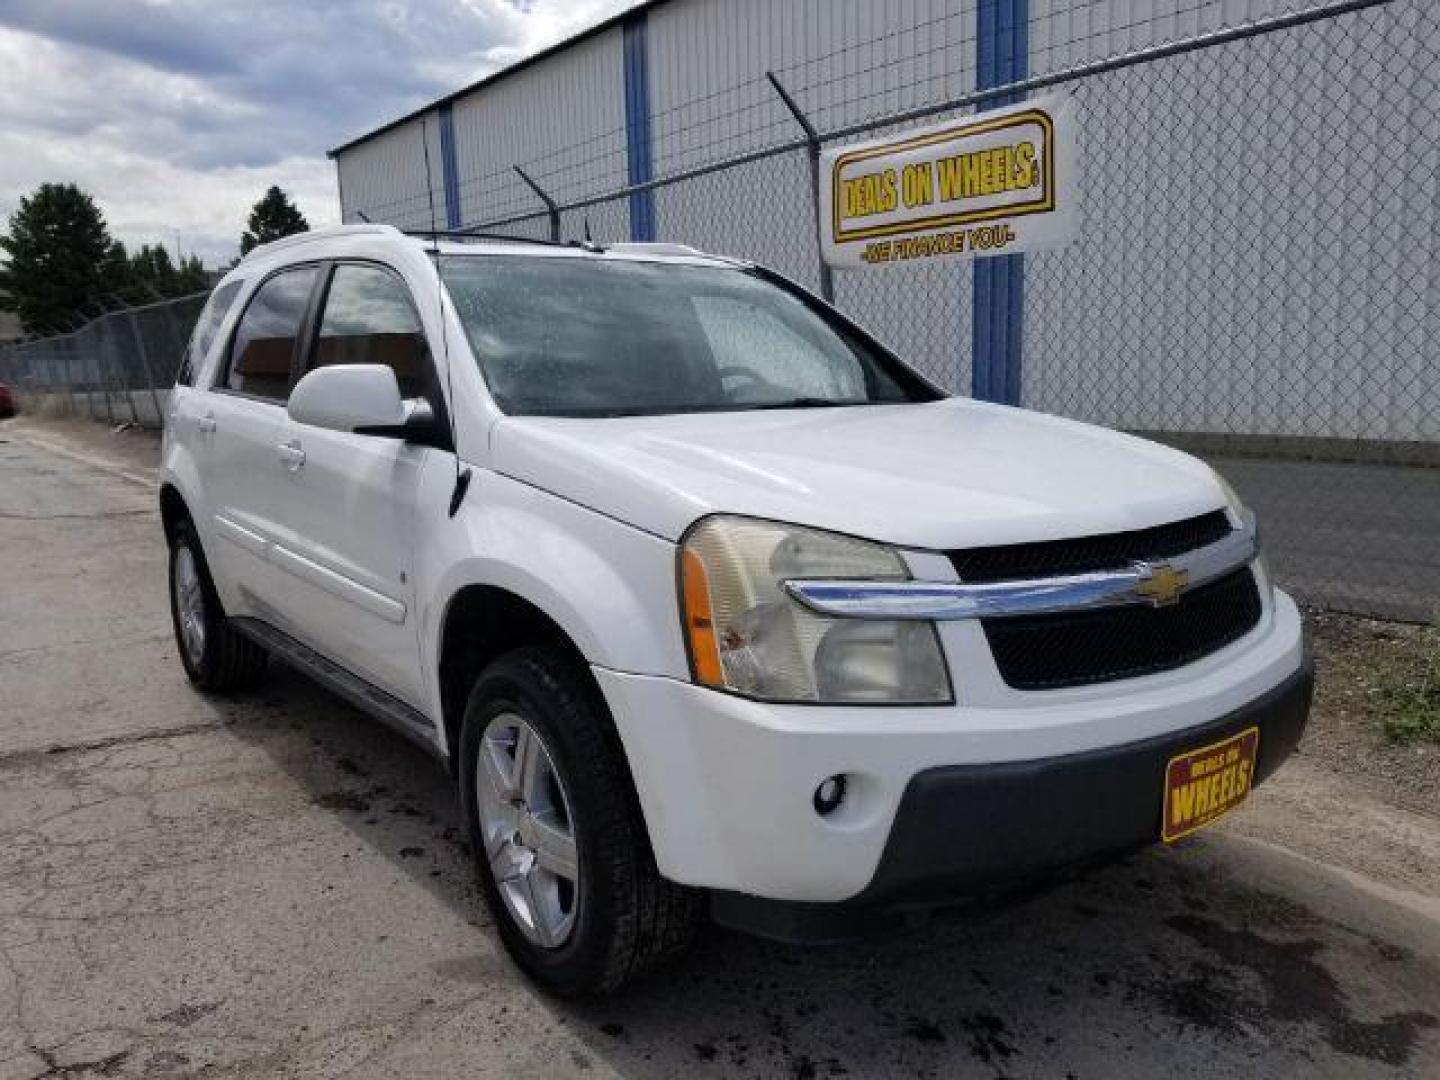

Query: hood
left=490, top=399, right=1228, bottom=550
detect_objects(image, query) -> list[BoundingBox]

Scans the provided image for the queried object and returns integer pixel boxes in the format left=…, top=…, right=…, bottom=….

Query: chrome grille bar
left=785, top=518, right=1258, bottom=622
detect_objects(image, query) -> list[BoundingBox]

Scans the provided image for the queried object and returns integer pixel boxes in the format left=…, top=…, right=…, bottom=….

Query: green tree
left=100, top=240, right=134, bottom=298
left=130, top=243, right=178, bottom=296
left=0, top=183, right=113, bottom=335
left=175, top=253, right=208, bottom=294
left=111, top=245, right=208, bottom=301
left=240, top=186, right=308, bottom=255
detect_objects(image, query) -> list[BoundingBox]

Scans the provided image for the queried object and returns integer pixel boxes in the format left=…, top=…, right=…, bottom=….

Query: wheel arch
left=436, top=583, right=593, bottom=772
left=159, top=482, right=192, bottom=546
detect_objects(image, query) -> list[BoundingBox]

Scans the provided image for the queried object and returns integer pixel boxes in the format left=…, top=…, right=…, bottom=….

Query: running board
left=231, top=617, right=443, bottom=760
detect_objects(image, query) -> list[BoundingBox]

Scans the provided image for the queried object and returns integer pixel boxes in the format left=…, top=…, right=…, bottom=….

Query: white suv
left=160, top=224, right=1311, bottom=995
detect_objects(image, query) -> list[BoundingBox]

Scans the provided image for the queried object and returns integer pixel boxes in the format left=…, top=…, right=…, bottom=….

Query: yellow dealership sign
left=820, top=95, right=1078, bottom=269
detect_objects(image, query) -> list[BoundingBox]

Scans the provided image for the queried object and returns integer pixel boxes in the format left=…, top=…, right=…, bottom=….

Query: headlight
left=1213, top=469, right=1262, bottom=545
left=1213, top=470, right=1246, bottom=519
left=1212, top=470, right=1269, bottom=586
left=679, top=516, right=951, bottom=704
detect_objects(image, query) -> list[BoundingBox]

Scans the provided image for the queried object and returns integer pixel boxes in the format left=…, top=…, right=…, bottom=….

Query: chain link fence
left=0, top=292, right=207, bottom=429
left=1017, top=0, right=1440, bottom=622
left=455, top=0, right=1438, bottom=622
left=2, top=0, right=1436, bottom=622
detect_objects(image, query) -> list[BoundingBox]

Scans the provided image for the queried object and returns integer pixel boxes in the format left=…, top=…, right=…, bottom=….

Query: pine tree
left=100, top=240, right=134, bottom=300
left=113, top=245, right=209, bottom=301
left=176, top=254, right=208, bottom=294
left=130, top=244, right=178, bottom=297
left=0, top=183, right=113, bottom=335
left=240, top=186, right=309, bottom=255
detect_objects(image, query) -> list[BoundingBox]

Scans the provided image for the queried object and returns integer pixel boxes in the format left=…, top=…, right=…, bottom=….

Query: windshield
left=439, top=254, right=938, bottom=417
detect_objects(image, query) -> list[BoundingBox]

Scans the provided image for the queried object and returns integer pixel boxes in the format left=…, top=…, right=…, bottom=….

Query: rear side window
left=177, top=280, right=242, bottom=387
left=226, top=266, right=319, bottom=401
left=311, top=264, right=427, bottom=398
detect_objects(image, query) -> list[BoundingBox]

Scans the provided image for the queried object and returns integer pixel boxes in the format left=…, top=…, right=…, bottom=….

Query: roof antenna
left=421, top=117, right=440, bottom=241
left=583, top=217, right=593, bottom=244
left=420, top=117, right=470, bottom=515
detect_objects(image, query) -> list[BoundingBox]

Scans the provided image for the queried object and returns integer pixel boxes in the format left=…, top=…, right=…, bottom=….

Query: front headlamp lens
left=679, top=516, right=951, bottom=704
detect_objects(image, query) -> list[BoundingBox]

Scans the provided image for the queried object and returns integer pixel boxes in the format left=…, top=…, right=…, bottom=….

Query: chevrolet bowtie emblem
left=1134, top=563, right=1190, bottom=607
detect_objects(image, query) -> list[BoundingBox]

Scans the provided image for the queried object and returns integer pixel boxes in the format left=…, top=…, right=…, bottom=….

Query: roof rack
left=401, top=229, right=590, bottom=249
left=242, top=223, right=403, bottom=261
left=607, top=242, right=703, bottom=258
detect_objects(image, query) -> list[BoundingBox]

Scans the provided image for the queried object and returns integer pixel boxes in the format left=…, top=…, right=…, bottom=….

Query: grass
left=1373, top=628, right=1440, bottom=744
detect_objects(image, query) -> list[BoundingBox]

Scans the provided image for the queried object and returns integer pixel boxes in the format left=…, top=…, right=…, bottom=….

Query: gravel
left=1296, top=609, right=1440, bottom=817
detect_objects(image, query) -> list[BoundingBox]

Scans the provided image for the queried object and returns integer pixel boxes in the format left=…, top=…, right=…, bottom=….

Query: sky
left=0, top=0, right=638, bottom=268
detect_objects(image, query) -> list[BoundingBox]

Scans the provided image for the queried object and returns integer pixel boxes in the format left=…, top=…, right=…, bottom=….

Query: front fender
left=416, top=467, right=689, bottom=722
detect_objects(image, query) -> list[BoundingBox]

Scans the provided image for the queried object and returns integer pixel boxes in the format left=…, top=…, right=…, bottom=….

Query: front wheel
left=459, top=647, right=701, bottom=996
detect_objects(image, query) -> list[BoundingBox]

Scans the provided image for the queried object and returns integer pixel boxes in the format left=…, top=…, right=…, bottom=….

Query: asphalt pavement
left=1213, top=454, right=1440, bottom=623
left=0, top=422, right=1436, bottom=1079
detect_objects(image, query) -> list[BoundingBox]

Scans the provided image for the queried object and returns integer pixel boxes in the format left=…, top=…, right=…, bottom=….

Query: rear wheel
left=460, top=647, right=701, bottom=996
left=168, top=519, right=268, bottom=691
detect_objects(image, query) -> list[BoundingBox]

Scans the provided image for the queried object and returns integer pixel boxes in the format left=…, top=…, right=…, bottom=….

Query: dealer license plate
left=1161, top=727, right=1260, bottom=843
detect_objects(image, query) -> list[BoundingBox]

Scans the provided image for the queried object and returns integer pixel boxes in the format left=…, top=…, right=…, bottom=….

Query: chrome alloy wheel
left=173, top=545, right=207, bottom=667
left=476, top=712, right=580, bottom=948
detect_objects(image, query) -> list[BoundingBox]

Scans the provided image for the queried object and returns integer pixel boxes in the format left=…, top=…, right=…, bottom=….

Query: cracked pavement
left=0, top=419, right=1436, bottom=1079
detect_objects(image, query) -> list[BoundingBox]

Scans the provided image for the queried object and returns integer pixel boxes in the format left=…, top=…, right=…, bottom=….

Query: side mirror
left=288, top=364, right=451, bottom=449
left=288, top=364, right=406, bottom=433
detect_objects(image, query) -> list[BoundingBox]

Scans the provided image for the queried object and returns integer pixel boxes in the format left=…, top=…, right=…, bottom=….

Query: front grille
left=983, top=567, right=1263, bottom=690
left=947, top=510, right=1232, bottom=582
left=948, top=510, right=1260, bottom=690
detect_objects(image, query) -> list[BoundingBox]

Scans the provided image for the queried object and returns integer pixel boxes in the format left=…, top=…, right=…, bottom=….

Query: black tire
left=167, top=518, right=268, bottom=691
left=459, top=647, right=702, bottom=996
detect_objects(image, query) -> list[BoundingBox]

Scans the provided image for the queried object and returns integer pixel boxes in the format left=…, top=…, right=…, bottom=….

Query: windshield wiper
left=512, top=399, right=875, bottom=418
left=737, top=397, right=868, bottom=411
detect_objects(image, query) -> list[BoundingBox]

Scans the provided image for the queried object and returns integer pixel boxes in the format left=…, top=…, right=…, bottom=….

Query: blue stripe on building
left=438, top=103, right=462, bottom=230
left=622, top=12, right=656, bottom=242
left=971, top=0, right=1029, bottom=405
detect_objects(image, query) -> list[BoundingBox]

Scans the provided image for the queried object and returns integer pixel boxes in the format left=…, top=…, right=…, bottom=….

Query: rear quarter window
left=224, top=266, right=320, bottom=402
left=177, top=280, right=243, bottom=388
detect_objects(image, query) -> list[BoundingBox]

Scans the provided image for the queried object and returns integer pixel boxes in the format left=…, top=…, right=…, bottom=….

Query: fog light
left=813, top=774, right=847, bottom=817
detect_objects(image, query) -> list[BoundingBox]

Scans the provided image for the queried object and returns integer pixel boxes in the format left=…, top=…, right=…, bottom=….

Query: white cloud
left=0, top=0, right=638, bottom=268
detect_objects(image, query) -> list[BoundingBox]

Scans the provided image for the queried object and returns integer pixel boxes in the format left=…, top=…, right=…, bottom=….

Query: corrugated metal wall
left=332, top=0, right=1437, bottom=440
left=336, top=112, right=445, bottom=231
left=449, top=28, right=630, bottom=228
left=646, top=0, right=975, bottom=173
left=645, top=0, right=979, bottom=381
left=1029, top=0, right=1295, bottom=70
left=336, top=31, right=631, bottom=239
left=1022, top=0, right=1440, bottom=440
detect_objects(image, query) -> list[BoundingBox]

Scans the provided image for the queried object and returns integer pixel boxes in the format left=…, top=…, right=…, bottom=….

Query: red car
left=0, top=383, right=14, bottom=419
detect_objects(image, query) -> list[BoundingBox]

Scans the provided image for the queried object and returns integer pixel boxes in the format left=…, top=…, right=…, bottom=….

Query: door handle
left=197, top=413, right=217, bottom=434
left=277, top=439, right=306, bottom=471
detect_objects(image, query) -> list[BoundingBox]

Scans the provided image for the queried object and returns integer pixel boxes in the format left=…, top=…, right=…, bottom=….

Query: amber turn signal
left=681, top=547, right=724, bottom=687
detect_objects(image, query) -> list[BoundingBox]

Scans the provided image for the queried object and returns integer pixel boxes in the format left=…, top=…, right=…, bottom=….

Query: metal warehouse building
left=329, top=0, right=1438, bottom=451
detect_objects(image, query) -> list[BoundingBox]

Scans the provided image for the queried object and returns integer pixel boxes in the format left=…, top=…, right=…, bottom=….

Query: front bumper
left=713, top=658, right=1312, bottom=941
left=594, top=587, right=1308, bottom=907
